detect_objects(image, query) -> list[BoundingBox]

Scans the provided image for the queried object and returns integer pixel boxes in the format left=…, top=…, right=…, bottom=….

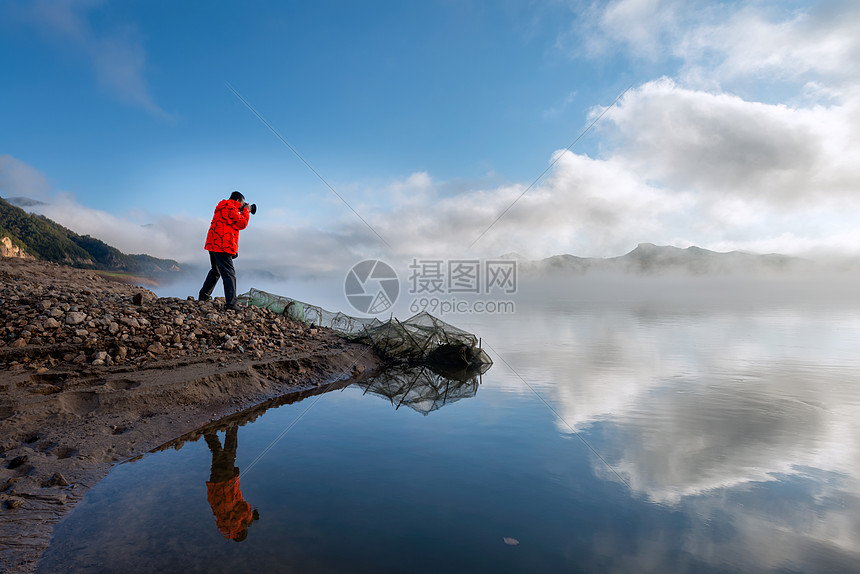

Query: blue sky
left=2, top=0, right=860, bottom=276
left=4, top=1, right=621, bottom=202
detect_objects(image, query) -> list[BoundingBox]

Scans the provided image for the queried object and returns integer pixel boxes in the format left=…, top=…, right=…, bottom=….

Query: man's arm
left=229, top=202, right=251, bottom=231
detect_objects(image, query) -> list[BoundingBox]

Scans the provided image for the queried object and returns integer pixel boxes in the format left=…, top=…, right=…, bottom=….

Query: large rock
left=65, top=312, right=87, bottom=325
left=132, top=292, right=156, bottom=306
left=0, top=236, right=34, bottom=259
left=147, top=342, right=165, bottom=354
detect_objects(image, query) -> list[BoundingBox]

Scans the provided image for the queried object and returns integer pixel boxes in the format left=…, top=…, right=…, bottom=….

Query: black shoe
left=198, top=294, right=212, bottom=302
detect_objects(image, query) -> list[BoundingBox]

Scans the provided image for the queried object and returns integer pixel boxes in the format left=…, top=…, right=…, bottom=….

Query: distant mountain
left=0, top=196, right=180, bottom=275
left=508, top=243, right=806, bottom=275
left=4, top=196, right=47, bottom=208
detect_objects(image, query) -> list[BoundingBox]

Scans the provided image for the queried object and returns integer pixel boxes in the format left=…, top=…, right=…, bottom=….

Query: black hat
left=229, top=191, right=245, bottom=202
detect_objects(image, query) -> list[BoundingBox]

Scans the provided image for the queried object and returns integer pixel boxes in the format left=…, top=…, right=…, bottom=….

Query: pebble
left=65, top=312, right=87, bottom=325
left=147, top=342, right=166, bottom=354
left=43, top=472, right=70, bottom=488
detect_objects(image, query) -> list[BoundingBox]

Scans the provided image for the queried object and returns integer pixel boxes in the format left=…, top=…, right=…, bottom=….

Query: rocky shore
left=0, top=257, right=382, bottom=573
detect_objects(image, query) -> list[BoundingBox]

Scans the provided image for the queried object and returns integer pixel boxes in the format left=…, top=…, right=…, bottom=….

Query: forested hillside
left=0, top=197, right=180, bottom=274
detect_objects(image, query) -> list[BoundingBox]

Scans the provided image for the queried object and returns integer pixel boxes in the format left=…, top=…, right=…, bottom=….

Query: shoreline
left=0, top=257, right=382, bottom=573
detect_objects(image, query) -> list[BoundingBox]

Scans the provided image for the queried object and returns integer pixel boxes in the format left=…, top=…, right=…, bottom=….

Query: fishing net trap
left=239, top=288, right=492, bottom=370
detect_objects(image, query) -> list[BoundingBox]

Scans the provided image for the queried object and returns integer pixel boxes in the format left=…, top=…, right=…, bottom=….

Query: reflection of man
left=205, top=425, right=259, bottom=541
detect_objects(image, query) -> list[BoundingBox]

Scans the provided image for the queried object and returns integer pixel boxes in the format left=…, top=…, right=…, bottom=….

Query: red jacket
left=206, top=475, right=254, bottom=540
left=204, top=199, right=250, bottom=256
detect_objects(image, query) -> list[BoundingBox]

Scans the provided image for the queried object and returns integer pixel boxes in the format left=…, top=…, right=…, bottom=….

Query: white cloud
left=677, top=2, right=860, bottom=90
left=337, top=123, right=860, bottom=259
left=594, top=0, right=683, bottom=60
left=570, top=1, right=860, bottom=92
left=603, top=78, right=860, bottom=203
left=386, top=171, right=436, bottom=207
left=0, top=154, right=52, bottom=200
left=532, top=1, right=860, bottom=256
left=564, top=0, right=703, bottom=63
left=31, top=193, right=203, bottom=262
left=356, top=154, right=688, bottom=260
left=22, top=0, right=170, bottom=117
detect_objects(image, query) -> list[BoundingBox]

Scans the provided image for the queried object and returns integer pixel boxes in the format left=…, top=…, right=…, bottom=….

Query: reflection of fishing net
left=238, top=288, right=492, bottom=369
left=353, top=363, right=487, bottom=416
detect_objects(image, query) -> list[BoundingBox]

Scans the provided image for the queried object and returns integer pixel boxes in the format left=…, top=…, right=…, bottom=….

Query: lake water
left=38, top=281, right=860, bottom=573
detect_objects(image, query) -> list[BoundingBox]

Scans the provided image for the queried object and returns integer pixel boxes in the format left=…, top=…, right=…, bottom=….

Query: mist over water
left=518, top=268, right=860, bottom=307
left=150, top=265, right=349, bottom=313
left=152, top=261, right=860, bottom=321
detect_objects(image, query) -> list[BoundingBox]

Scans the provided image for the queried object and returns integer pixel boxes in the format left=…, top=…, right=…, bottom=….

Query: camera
left=245, top=203, right=257, bottom=215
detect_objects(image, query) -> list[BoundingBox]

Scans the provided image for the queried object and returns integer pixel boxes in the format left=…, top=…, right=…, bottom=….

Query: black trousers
left=205, top=425, right=238, bottom=483
left=199, top=251, right=238, bottom=308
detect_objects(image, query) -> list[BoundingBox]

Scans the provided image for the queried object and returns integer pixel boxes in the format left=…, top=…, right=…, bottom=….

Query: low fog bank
left=515, top=270, right=860, bottom=312
left=150, top=264, right=349, bottom=313
left=147, top=259, right=860, bottom=322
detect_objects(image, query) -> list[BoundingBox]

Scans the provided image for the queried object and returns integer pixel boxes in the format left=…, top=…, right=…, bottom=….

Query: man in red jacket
left=199, top=191, right=251, bottom=310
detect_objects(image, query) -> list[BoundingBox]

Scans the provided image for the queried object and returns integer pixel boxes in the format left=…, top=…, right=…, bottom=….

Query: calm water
left=39, top=291, right=860, bottom=573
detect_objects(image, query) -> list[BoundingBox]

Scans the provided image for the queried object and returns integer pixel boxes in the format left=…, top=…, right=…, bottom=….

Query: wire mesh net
left=239, top=288, right=382, bottom=336
left=238, top=288, right=492, bottom=369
